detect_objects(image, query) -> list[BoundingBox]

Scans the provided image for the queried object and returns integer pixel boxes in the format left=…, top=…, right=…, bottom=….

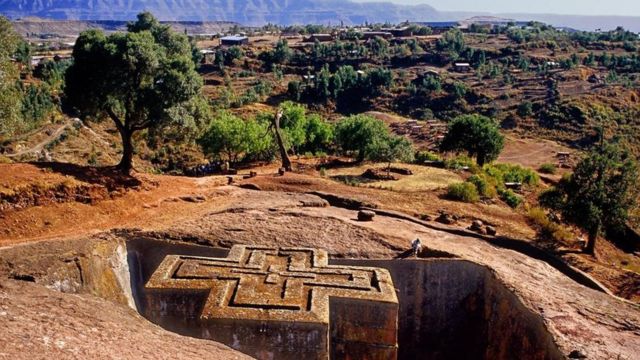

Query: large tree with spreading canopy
left=65, top=12, right=202, bottom=174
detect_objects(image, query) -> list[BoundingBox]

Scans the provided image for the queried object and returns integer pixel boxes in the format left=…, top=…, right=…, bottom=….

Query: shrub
left=484, top=163, right=540, bottom=187
left=538, top=163, right=557, bottom=174
left=517, top=101, right=533, bottom=117
left=447, top=182, right=480, bottom=203
left=415, top=151, right=441, bottom=163
left=444, top=155, right=480, bottom=173
left=538, top=186, right=565, bottom=210
left=526, top=207, right=574, bottom=243
left=499, top=189, right=522, bottom=208
left=467, top=174, right=497, bottom=198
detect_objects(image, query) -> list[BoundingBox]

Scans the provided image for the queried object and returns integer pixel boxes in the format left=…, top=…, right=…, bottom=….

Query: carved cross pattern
left=145, top=245, right=397, bottom=323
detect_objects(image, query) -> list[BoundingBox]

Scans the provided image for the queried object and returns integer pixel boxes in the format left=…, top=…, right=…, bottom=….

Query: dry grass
left=326, top=163, right=462, bottom=192
left=526, top=206, right=575, bottom=244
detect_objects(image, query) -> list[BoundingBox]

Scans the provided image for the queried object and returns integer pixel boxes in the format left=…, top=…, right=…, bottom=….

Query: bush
left=538, top=186, right=565, bottom=210
left=415, top=151, right=441, bottom=163
left=517, top=101, right=533, bottom=117
left=527, top=207, right=574, bottom=243
left=447, top=182, right=480, bottom=203
left=499, top=189, right=522, bottom=208
left=467, top=174, right=497, bottom=198
left=538, top=163, right=557, bottom=174
left=484, top=163, right=539, bottom=187
left=444, top=155, right=480, bottom=172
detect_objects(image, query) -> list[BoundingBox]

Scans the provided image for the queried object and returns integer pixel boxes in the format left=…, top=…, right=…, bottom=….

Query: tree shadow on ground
left=30, top=162, right=142, bottom=190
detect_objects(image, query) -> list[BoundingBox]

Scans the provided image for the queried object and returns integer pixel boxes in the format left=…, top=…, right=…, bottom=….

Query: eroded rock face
left=0, top=278, right=250, bottom=360
left=143, top=245, right=399, bottom=360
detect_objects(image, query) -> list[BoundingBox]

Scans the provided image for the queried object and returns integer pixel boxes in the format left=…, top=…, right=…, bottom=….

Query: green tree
left=265, top=102, right=334, bottom=155
left=20, top=83, right=54, bottom=127
left=314, top=65, right=332, bottom=101
left=278, top=101, right=308, bottom=153
left=272, top=39, right=291, bottom=64
left=14, top=40, right=31, bottom=73
left=302, top=114, right=334, bottom=154
left=64, top=12, right=202, bottom=174
left=517, top=101, right=533, bottom=117
left=35, top=59, right=71, bottom=88
left=225, top=46, right=244, bottom=65
left=198, top=112, right=271, bottom=164
left=0, top=16, right=23, bottom=140
left=364, top=67, right=393, bottom=97
left=368, top=36, right=389, bottom=60
left=335, top=115, right=390, bottom=162
left=417, top=74, right=441, bottom=95
left=287, top=80, right=302, bottom=101
left=259, top=39, right=291, bottom=67
left=437, top=28, right=465, bottom=53
left=541, top=143, right=639, bottom=254
left=449, top=81, right=468, bottom=101
left=366, top=135, right=414, bottom=173
left=440, top=114, right=505, bottom=165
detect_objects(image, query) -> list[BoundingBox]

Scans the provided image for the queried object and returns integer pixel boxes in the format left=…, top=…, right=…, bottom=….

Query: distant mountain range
left=1, top=0, right=639, bottom=31
left=0, top=0, right=441, bottom=25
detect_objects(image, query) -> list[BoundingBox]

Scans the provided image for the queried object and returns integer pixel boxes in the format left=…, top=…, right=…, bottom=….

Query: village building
left=220, top=35, right=249, bottom=46
left=381, top=27, right=413, bottom=37
left=304, top=33, right=335, bottom=42
left=361, top=31, right=394, bottom=40
left=416, top=21, right=459, bottom=34
left=453, top=62, right=472, bottom=72
left=200, top=49, right=216, bottom=64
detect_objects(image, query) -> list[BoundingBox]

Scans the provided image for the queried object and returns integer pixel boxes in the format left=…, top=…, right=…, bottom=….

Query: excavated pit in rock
left=0, top=237, right=563, bottom=359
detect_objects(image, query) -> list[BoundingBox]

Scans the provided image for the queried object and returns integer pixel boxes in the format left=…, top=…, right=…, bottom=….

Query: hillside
left=0, top=0, right=440, bottom=24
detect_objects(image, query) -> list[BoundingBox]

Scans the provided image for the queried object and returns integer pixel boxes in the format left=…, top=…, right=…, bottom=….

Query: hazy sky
left=356, top=0, right=640, bottom=16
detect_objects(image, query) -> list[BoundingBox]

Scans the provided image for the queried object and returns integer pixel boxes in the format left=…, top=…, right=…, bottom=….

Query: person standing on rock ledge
left=411, top=238, right=422, bottom=257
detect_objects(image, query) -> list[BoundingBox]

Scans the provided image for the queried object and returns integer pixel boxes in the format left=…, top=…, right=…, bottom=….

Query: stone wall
left=333, top=259, right=564, bottom=360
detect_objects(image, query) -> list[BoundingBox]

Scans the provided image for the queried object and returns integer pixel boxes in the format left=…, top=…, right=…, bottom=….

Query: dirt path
left=497, top=135, right=576, bottom=169
left=0, top=168, right=232, bottom=246
left=5, top=121, right=71, bottom=158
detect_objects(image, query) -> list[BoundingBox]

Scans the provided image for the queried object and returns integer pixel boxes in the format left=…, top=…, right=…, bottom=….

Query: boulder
left=362, top=168, right=397, bottom=181
left=486, top=226, right=497, bottom=236
left=568, top=350, right=587, bottom=359
left=239, top=183, right=261, bottom=191
left=470, top=220, right=484, bottom=231
left=358, top=210, right=376, bottom=222
left=388, top=167, right=413, bottom=175
left=436, top=212, right=455, bottom=225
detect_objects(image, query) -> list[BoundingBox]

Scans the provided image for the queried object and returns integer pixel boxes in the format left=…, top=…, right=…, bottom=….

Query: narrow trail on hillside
left=5, top=121, right=71, bottom=158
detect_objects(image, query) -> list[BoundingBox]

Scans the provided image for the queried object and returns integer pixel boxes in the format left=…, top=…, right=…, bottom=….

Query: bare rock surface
left=0, top=279, right=250, bottom=359
left=0, top=188, right=639, bottom=359
left=161, top=189, right=640, bottom=359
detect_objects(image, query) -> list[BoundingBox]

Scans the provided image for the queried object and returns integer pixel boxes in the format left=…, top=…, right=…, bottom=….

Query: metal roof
left=220, top=35, right=248, bottom=41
